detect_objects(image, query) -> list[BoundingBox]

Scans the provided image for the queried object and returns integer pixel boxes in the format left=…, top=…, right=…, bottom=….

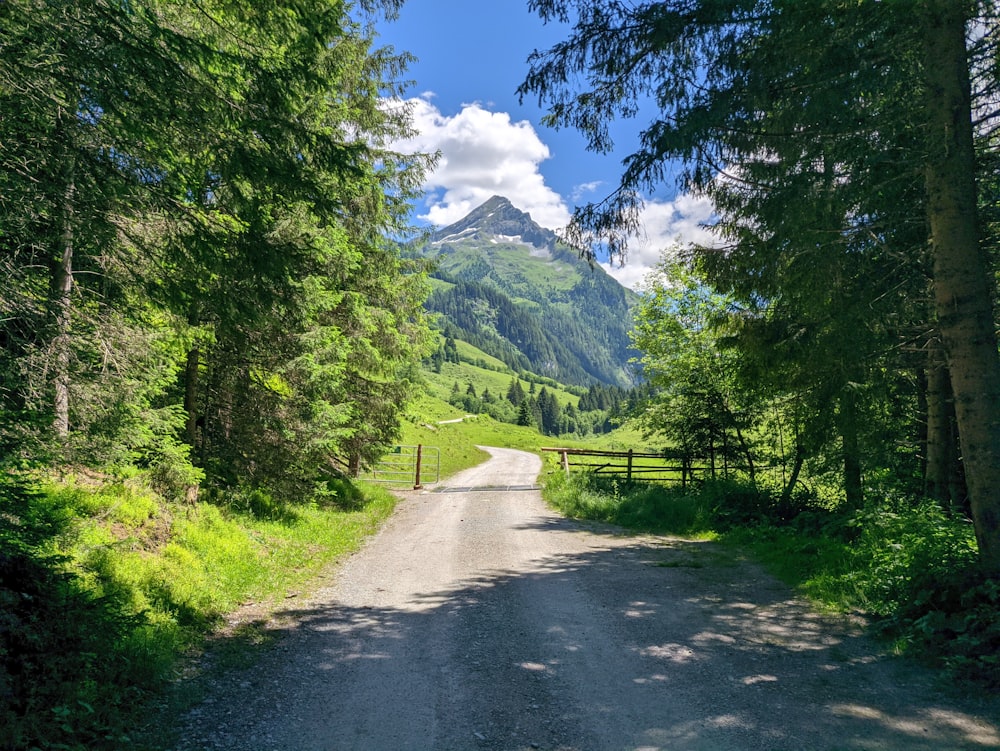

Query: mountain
left=415, top=196, right=639, bottom=387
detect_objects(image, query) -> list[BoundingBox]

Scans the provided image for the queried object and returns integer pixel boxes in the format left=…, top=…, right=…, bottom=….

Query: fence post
left=710, top=438, right=716, bottom=479
left=561, top=450, right=570, bottom=475
left=627, top=449, right=633, bottom=481
left=413, top=444, right=423, bottom=490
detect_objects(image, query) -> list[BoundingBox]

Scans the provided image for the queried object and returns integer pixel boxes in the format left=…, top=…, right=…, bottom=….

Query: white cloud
left=393, top=97, right=571, bottom=229
left=602, top=194, right=718, bottom=290
left=389, top=96, right=719, bottom=291
left=571, top=180, right=603, bottom=201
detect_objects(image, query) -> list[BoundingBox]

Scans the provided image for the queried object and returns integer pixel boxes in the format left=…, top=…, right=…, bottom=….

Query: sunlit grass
left=5, top=474, right=401, bottom=750
left=401, top=383, right=647, bottom=484
left=63, top=478, right=399, bottom=631
left=542, top=470, right=717, bottom=539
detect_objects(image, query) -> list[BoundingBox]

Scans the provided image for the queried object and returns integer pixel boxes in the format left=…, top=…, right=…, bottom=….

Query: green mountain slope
left=415, top=195, right=639, bottom=387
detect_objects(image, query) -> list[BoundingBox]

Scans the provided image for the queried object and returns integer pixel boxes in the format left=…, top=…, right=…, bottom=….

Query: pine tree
left=516, top=399, right=534, bottom=427
left=520, top=0, right=1000, bottom=570
left=506, top=377, right=526, bottom=406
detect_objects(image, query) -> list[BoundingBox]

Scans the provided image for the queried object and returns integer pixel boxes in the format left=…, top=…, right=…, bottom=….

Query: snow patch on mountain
left=432, top=226, right=478, bottom=245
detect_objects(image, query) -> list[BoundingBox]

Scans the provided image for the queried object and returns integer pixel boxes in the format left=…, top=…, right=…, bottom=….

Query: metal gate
left=363, top=444, right=440, bottom=489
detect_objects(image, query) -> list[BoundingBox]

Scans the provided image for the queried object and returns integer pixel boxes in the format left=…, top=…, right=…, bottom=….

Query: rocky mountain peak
left=430, top=195, right=558, bottom=251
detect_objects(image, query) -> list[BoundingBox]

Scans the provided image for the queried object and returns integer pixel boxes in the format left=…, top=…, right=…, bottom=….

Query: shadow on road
left=169, top=535, right=1000, bottom=751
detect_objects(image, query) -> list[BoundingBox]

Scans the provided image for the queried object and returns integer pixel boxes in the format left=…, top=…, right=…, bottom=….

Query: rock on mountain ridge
left=429, top=195, right=558, bottom=253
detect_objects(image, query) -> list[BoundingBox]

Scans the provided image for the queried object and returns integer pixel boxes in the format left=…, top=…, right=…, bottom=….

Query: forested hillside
left=416, top=196, right=639, bottom=387
left=425, top=335, right=641, bottom=437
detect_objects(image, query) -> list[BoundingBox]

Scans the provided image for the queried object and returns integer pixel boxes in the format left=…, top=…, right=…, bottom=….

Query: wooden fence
left=540, top=447, right=745, bottom=486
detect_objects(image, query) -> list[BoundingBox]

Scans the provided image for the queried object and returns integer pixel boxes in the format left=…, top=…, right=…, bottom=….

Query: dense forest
left=521, top=0, right=1000, bottom=573
left=0, top=1, right=431, bottom=746
left=1, top=0, right=429, bottom=497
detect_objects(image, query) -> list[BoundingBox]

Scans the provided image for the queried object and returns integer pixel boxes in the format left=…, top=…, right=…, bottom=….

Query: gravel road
left=170, top=446, right=1000, bottom=751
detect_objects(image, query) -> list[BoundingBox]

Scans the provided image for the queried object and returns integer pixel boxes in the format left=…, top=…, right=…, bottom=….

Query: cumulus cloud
left=602, top=194, right=718, bottom=290
left=392, top=97, right=571, bottom=229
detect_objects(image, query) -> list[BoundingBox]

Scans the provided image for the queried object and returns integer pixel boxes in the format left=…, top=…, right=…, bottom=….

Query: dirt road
left=172, top=447, right=1000, bottom=750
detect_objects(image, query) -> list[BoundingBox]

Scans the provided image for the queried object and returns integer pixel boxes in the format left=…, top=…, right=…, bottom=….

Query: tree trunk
left=184, top=304, right=201, bottom=448
left=780, top=443, right=806, bottom=508
left=922, top=0, right=1000, bottom=572
left=184, top=344, right=200, bottom=445
left=838, top=387, right=863, bottom=510
left=924, top=354, right=953, bottom=508
left=733, top=421, right=755, bottom=483
left=51, top=153, right=75, bottom=440
left=924, top=353, right=968, bottom=515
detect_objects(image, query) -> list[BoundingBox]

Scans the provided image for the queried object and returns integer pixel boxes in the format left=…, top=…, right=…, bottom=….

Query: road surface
left=171, top=446, right=1000, bottom=750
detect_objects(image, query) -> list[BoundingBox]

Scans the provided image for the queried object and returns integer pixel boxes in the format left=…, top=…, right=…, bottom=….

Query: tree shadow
left=165, top=532, right=1000, bottom=751
left=0, top=475, right=152, bottom=750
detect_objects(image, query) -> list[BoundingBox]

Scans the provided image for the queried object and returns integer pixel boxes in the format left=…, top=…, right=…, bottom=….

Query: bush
left=845, top=502, right=979, bottom=615
left=543, top=471, right=715, bottom=537
left=834, top=503, right=997, bottom=685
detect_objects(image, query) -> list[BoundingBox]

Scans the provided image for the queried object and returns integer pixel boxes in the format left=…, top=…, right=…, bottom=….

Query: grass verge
left=0, top=473, right=398, bottom=751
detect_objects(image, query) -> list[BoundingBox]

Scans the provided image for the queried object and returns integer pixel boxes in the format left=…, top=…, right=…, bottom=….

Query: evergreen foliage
left=0, top=0, right=431, bottom=491
left=521, top=0, right=1000, bottom=571
left=0, top=1, right=431, bottom=745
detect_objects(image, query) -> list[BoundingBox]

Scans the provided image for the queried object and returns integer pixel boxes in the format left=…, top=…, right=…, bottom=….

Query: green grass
left=400, top=381, right=650, bottom=482
left=423, top=359, right=581, bottom=409
left=453, top=338, right=509, bottom=371
left=400, top=407, right=556, bottom=480
left=401, top=349, right=633, bottom=481
left=1, top=474, right=399, bottom=751
left=542, top=470, right=718, bottom=538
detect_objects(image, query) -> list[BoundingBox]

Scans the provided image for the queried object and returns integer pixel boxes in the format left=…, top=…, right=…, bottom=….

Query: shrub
left=543, top=471, right=715, bottom=536
left=0, top=477, right=154, bottom=750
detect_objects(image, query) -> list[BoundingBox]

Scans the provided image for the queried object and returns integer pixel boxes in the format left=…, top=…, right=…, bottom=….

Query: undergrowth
left=0, top=472, right=397, bottom=751
left=542, top=470, right=716, bottom=538
left=542, top=469, right=999, bottom=688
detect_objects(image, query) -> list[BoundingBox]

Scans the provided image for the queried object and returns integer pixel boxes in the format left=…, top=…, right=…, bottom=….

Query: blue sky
left=375, top=1, right=716, bottom=288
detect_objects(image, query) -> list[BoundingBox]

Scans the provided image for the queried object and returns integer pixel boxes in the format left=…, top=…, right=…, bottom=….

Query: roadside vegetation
left=0, top=342, right=611, bottom=751
left=0, top=471, right=399, bottom=750
left=543, top=470, right=999, bottom=689
left=1, top=2, right=432, bottom=748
